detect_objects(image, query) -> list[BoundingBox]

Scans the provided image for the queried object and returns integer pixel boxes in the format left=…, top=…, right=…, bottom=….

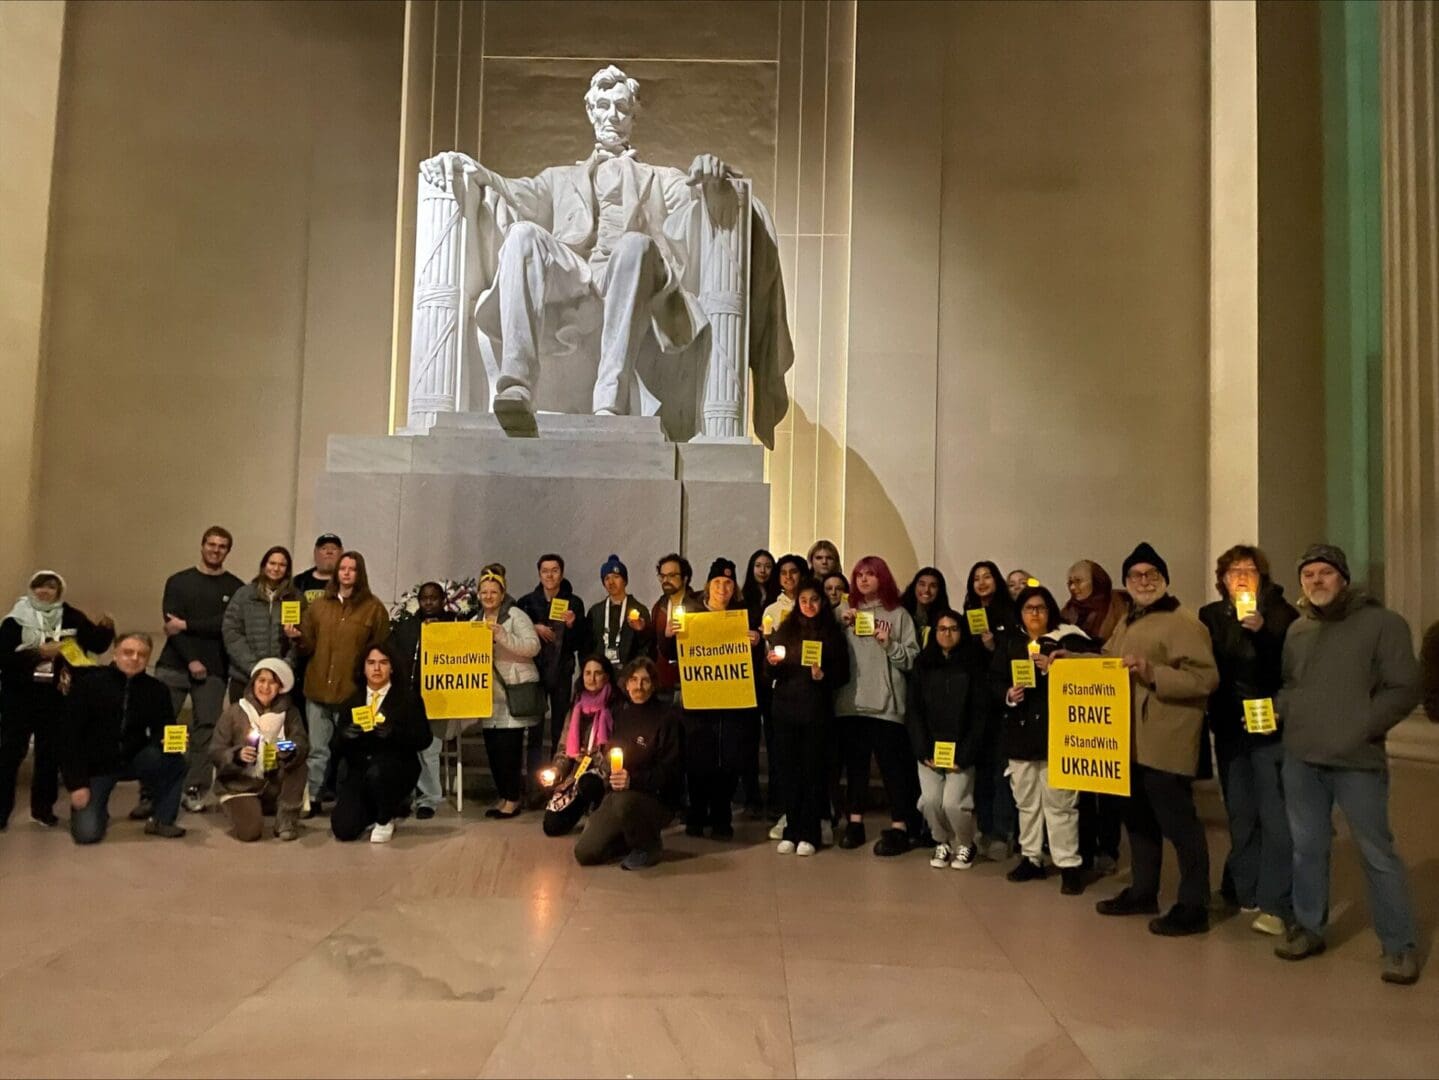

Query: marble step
left=426, top=411, right=667, bottom=443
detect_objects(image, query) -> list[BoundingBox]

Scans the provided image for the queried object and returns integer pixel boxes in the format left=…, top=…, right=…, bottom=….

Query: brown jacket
left=1103, top=595, right=1218, bottom=776
left=299, top=593, right=390, bottom=705
left=209, top=696, right=309, bottom=797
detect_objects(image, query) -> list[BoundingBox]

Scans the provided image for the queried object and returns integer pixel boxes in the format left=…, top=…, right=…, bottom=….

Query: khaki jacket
left=1103, top=596, right=1218, bottom=776
left=299, top=594, right=390, bottom=705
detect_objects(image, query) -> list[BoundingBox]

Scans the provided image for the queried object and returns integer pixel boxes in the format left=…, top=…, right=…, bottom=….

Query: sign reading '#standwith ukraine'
left=677, top=609, right=757, bottom=710
left=420, top=621, right=493, bottom=719
left=1047, top=657, right=1130, bottom=796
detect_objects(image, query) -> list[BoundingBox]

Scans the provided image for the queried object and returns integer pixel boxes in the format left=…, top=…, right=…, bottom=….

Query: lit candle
left=1234, top=591, right=1257, bottom=619
left=773, top=645, right=787, bottom=661
left=762, top=615, right=774, bottom=635
left=1027, top=640, right=1040, bottom=656
left=539, top=767, right=557, bottom=788
left=609, top=747, right=624, bottom=773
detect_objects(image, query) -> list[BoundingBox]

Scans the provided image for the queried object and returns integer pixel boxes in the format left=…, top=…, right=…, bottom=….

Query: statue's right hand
left=419, top=151, right=479, bottom=191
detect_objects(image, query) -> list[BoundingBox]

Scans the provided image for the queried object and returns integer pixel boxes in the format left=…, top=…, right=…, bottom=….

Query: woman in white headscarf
left=0, top=571, right=114, bottom=830
left=211, top=658, right=309, bottom=841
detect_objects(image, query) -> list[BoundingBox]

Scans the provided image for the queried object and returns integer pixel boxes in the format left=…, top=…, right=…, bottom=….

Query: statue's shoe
left=493, top=388, right=537, bottom=436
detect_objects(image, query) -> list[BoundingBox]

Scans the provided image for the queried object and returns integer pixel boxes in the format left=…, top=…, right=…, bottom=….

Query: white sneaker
left=776, top=839, right=796, bottom=854
left=820, top=819, right=833, bottom=846
left=769, top=815, right=788, bottom=841
left=950, top=844, right=976, bottom=870
left=930, top=843, right=953, bottom=869
left=796, top=841, right=816, bottom=857
left=370, top=821, right=395, bottom=844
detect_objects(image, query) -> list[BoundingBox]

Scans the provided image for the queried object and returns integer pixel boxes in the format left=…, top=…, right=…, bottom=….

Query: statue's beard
left=594, top=125, right=630, bottom=150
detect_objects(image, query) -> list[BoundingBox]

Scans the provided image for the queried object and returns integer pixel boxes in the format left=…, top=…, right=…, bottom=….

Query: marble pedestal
left=317, top=414, right=769, bottom=604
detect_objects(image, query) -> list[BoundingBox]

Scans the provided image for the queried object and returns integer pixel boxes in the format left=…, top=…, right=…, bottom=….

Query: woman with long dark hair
left=901, top=566, right=951, bottom=649
left=222, top=546, right=301, bottom=702
left=542, top=655, right=617, bottom=837
left=739, top=549, right=779, bottom=817
left=962, top=559, right=1018, bottom=859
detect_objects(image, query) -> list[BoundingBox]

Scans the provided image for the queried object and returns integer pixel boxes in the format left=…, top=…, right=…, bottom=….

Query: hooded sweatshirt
left=1279, top=589, right=1421, bottom=771
left=834, top=601, right=919, bottom=724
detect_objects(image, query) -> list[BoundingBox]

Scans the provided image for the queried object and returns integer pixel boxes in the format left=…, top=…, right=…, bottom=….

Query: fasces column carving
left=696, top=179, right=752, bottom=441
left=406, top=176, right=465, bottom=430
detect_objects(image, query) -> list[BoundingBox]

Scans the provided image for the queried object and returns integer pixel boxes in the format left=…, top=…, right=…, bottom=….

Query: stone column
left=405, top=176, right=465, bottom=431
left=1380, top=0, right=1439, bottom=636
left=696, top=179, right=751, bottom=441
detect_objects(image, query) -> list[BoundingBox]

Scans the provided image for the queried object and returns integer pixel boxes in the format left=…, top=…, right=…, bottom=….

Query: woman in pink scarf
left=541, top=655, right=616, bottom=837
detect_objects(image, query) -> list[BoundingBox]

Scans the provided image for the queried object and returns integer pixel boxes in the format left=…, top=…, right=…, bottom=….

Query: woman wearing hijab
left=901, top=566, right=951, bottom=649
left=1061, top=559, right=1132, bottom=645
left=211, top=658, right=309, bottom=841
left=222, top=546, right=302, bottom=703
left=0, top=571, right=114, bottom=829
left=542, top=655, right=617, bottom=837
left=962, top=560, right=1018, bottom=859
left=739, top=549, right=779, bottom=818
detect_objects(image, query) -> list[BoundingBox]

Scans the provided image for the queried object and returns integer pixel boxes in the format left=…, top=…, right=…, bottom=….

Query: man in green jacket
left=1275, top=544, right=1421, bottom=985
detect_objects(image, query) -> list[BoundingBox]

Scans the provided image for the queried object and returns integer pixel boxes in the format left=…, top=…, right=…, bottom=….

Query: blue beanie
left=600, top=554, right=628, bottom=583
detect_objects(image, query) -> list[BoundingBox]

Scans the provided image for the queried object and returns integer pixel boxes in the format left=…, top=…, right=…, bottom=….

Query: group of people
left=0, top=529, right=1429, bottom=986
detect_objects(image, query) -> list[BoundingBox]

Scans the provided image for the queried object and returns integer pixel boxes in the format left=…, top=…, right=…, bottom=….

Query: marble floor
left=2, top=764, right=1437, bottom=1080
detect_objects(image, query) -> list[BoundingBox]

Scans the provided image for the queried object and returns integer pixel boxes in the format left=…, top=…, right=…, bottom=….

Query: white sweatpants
left=1007, top=759, right=1081, bottom=868
left=916, top=764, right=977, bottom=847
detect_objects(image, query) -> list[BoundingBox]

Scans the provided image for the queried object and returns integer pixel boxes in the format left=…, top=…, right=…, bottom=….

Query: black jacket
left=991, top=628, right=1100, bottom=761
left=333, top=684, right=434, bottom=766
left=906, top=646, right=988, bottom=767
left=1199, top=583, right=1298, bottom=749
left=517, top=581, right=589, bottom=689
left=389, top=611, right=456, bottom=691
left=609, top=696, right=683, bottom=808
left=61, top=664, right=174, bottom=790
left=0, top=605, right=115, bottom=714
left=157, top=566, right=244, bottom=676
left=588, top=595, right=652, bottom=667
left=769, top=615, right=849, bottom=726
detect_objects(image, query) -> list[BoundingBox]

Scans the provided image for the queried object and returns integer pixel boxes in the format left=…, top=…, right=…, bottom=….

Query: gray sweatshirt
left=1279, top=589, right=1421, bottom=771
left=834, top=601, right=919, bottom=724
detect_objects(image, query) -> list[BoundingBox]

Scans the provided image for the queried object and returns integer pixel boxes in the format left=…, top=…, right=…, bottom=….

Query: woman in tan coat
left=1092, top=543, right=1218, bottom=937
left=211, top=658, right=309, bottom=841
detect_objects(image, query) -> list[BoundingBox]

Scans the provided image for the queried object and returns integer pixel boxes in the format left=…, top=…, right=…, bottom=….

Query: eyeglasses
left=935, top=625, right=961, bottom=634
left=1128, top=570, right=1164, bottom=584
left=658, top=571, right=683, bottom=581
left=1021, top=605, right=1049, bottom=615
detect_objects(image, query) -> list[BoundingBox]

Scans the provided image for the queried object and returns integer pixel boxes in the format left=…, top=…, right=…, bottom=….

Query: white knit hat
left=250, top=657, right=295, bottom=694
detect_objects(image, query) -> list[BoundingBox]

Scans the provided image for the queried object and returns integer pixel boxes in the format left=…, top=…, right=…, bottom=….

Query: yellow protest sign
left=922, top=626, right=931, bottom=648
left=548, top=597, right=569, bottom=622
left=1011, top=659, right=1036, bottom=688
left=801, top=640, right=823, bottom=667
left=853, top=610, right=876, bottom=637
left=351, top=705, right=375, bottom=732
left=162, top=725, right=189, bottom=754
left=1243, top=698, right=1277, bottom=735
left=677, top=609, right=757, bottom=710
left=57, top=639, right=96, bottom=667
left=262, top=742, right=278, bottom=771
left=420, top=621, right=493, bottom=719
left=932, top=740, right=956, bottom=769
left=966, top=608, right=990, bottom=635
left=1047, top=657, right=1131, bottom=796
left=281, top=601, right=301, bottom=625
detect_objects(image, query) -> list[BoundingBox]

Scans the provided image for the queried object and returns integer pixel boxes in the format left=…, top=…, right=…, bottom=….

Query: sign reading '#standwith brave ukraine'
left=420, top=621, right=493, bottom=719
left=677, top=609, right=757, bottom=710
left=1047, top=656, right=1131, bottom=796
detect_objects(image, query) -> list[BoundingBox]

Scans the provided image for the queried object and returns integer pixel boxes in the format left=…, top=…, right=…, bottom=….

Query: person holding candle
left=996, top=586, right=1098, bottom=893
left=1094, top=542, right=1219, bottom=936
left=588, top=554, right=652, bottom=672
left=768, top=579, right=849, bottom=854
left=761, top=554, right=808, bottom=633
left=542, top=655, right=616, bottom=837
left=681, top=559, right=759, bottom=839
left=331, top=642, right=433, bottom=842
left=573, top=658, right=683, bottom=870
left=962, top=560, right=1018, bottom=861
left=906, top=609, right=986, bottom=870
left=221, top=546, right=301, bottom=704
left=835, top=555, right=922, bottom=856
left=210, top=658, right=308, bottom=841
left=1198, top=545, right=1298, bottom=935
left=472, top=568, right=543, bottom=819
left=648, top=554, right=701, bottom=706
left=901, top=567, right=951, bottom=649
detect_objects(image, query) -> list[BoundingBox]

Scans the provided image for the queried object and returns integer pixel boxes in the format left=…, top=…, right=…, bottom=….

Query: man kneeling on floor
left=63, top=632, right=187, bottom=843
left=574, top=658, right=682, bottom=870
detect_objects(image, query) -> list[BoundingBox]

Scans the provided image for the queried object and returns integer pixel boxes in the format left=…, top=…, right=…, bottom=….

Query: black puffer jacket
left=905, top=646, right=987, bottom=768
left=518, top=580, right=590, bottom=690
left=769, top=613, right=850, bottom=726
left=1199, top=582, right=1298, bottom=750
left=991, top=627, right=1099, bottom=761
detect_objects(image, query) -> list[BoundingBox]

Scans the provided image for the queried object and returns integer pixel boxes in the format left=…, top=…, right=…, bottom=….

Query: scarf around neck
left=239, top=697, right=289, bottom=777
left=7, top=586, right=64, bottom=649
left=565, top=684, right=614, bottom=758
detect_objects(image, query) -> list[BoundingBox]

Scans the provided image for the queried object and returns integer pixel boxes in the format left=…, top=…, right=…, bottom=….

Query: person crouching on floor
left=211, top=659, right=308, bottom=841
left=542, top=655, right=617, bottom=837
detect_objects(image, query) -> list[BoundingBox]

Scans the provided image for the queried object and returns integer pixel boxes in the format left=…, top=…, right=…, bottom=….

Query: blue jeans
left=1283, top=755, right=1418, bottom=954
left=306, top=702, right=343, bottom=800
left=71, top=745, right=186, bottom=844
left=1216, top=738, right=1292, bottom=918
left=415, top=733, right=442, bottom=810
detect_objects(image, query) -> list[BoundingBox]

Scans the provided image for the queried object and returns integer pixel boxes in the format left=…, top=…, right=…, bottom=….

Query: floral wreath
left=390, top=577, right=479, bottom=620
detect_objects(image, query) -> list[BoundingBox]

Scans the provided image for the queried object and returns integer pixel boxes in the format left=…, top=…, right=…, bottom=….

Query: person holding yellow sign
left=1094, top=543, right=1218, bottom=937
left=1198, top=545, right=1298, bottom=937
left=473, top=568, right=543, bottom=819
left=960, top=560, right=1018, bottom=862
left=210, top=658, right=308, bottom=841
left=900, top=567, right=951, bottom=649
left=768, top=580, right=849, bottom=855
left=331, top=642, right=433, bottom=842
left=221, top=546, right=301, bottom=703
left=996, top=586, right=1098, bottom=895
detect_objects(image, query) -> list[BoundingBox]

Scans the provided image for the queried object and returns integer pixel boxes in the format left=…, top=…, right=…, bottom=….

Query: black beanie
left=707, top=557, right=737, bottom=583
left=1121, top=541, right=1170, bottom=584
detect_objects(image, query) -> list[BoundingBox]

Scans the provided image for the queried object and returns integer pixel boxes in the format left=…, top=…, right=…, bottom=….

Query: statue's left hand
left=687, top=154, right=742, bottom=187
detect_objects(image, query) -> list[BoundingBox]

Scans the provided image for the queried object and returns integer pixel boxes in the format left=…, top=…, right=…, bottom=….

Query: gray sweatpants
left=916, top=763, right=977, bottom=847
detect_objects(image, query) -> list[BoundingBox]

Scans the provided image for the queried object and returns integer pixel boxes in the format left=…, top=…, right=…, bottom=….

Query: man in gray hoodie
left=1275, top=544, right=1421, bottom=984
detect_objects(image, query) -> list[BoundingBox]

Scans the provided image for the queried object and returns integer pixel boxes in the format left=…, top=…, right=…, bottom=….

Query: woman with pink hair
left=834, top=556, right=922, bottom=856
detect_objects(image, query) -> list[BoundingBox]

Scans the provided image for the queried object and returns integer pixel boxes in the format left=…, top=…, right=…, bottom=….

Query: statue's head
left=585, top=65, right=639, bottom=151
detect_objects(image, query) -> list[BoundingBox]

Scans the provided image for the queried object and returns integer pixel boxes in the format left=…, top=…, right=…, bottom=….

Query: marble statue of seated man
left=419, top=64, right=790, bottom=443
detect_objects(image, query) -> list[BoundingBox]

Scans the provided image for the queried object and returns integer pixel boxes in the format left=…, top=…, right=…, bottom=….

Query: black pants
left=841, top=715, right=921, bottom=831
left=974, top=715, right=1018, bottom=841
left=574, top=789, right=674, bottom=864
left=331, top=754, right=422, bottom=841
left=542, top=772, right=606, bottom=837
left=0, top=696, right=62, bottom=825
left=686, top=767, right=737, bottom=830
left=1127, top=764, right=1211, bottom=909
left=1079, top=791, right=1124, bottom=863
left=483, top=726, right=526, bottom=802
left=777, top=721, right=827, bottom=846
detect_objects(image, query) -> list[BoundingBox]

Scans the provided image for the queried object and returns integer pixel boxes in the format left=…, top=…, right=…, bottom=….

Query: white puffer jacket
left=476, top=602, right=541, bottom=729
